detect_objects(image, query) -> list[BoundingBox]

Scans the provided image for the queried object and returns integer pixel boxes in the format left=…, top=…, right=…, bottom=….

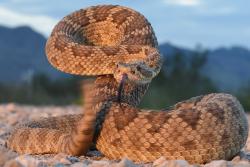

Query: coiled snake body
left=7, top=5, right=248, bottom=164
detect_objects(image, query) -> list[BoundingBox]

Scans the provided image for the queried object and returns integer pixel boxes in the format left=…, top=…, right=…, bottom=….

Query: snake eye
left=131, top=70, right=136, bottom=74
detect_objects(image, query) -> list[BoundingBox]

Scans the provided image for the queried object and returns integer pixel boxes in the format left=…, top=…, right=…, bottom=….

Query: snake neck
left=84, top=75, right=149, bottom=142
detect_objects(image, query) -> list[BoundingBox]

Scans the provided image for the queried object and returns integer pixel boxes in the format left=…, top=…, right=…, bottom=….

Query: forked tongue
left=117, top=74, right=128, bottom=103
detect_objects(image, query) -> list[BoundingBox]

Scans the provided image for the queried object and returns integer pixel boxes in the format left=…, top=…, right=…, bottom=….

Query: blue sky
left=0, top=0, right=249, bottom=49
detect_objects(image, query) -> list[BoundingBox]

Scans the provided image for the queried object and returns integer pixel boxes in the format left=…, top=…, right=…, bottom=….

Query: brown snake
left=6, top=5, right=248, bottom=164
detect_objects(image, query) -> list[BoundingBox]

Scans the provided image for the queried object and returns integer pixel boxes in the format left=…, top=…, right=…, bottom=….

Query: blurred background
left=0, top=0, right=249, bottom=110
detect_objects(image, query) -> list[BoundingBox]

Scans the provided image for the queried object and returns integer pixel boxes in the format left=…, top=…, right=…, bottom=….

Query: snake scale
left=6, top=5, right=248, bottom=164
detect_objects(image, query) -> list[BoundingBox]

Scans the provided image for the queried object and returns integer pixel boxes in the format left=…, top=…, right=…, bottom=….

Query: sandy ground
left=0, top=103, right=250, bottom=167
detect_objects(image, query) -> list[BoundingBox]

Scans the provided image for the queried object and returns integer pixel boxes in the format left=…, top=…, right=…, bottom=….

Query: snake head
left=115, top=62, right=154, bottom=103
left=114, top=62, right=155, bottom=85
left=114, top=61, right=156, bottom=103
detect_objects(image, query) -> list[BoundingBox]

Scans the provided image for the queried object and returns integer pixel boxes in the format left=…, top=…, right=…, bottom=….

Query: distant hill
left=0, top=25, right=66, bottom=84
left=159, top=43, right=250, bottom=91
left=202, top=46, right=250, bottom=91
left=0, top=25, right=250, bottom=90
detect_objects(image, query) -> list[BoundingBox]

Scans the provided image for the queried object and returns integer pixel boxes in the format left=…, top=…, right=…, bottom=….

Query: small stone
left=153, top=158, right=190, bottom=167
left=204, top=160, right=232, bottom=167
left=153, top=157, right=167, bottom=167
left=233, top=151, right=250, bottom=162
left=232, top=155, right=241, bottom=162
left=71, top=162, right=88, bottom=167
left=82, top=159, right=92, bottom=166
left=67, top=156, right=80, bottom=163
left=233, top=162, right=250, bottom=167
left=232, top=153, right=250, bottom=167
left=37, top=162, right=48, bottom=167
left=166, top=160, right=190, bottom=167
left=4, top=160, right=24, bottom=167
left=5, top=103, right=16, bottom=113
left=0, top=146, right=18, bottom=166
left=7, top=115, right=20, bottom=125
left=52, top=153, right=71, bottom=164
left=86, top=150, right=103, bottom=157
left=113, top=158, right=138, bottom=167
left=89, top=160, right=111, bottom=167
left=54, top=163, right=67, bottom=167
left=15, top=155, right=42, bottom=167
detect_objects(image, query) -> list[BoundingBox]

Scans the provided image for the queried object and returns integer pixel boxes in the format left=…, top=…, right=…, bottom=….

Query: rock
left=15, top=155, right=45, bottom=167
left=54, top=163, right=66, bottom=167
left=232, top=151, right=250, bottom=162
left=67, top=156, right=80, bottom=163
left=6, top=114, right=20, bottom=126
left=233, top=162, right=250, bottom=167
left=153, top=157, right=190, bottom=167
left=112, top=158, right=138, bottom=167
left=232, top=155, right=242, bottom=162
left=153, top=157, right=167, bottom=167
left=82, top=159, right=92, bottom=166
left=203, top=160, right=232, bottom=167
left=5, top=103, right=16, bottom=113
left=71, top=162, right=88, bottom=167
left=86, top=150, right=103, bottom=157
left=4, top=160, right=24, bottom=167
left=37, top=162, right=48, bottom=167
left=230, top=151, right=250, bottom=167
left=88, top=160, right=111, bottom=167
left=0, top=146, right=18, bottom=166
left=166, top=160, right=190, bottom=167
left=52, top=153, right=71, bottom=164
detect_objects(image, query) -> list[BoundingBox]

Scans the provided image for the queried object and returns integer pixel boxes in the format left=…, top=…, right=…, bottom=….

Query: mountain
left=202, top=46, right=250, bottom=91
left=0, top=25, right=67, bottom=84
left=0, top=25, right=249, bottom=90
left=159, top=43, right=250, bottom=91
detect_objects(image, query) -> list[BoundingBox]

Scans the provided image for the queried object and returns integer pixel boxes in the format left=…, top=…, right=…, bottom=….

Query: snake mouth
left=117, top=73, right=128, bottom=103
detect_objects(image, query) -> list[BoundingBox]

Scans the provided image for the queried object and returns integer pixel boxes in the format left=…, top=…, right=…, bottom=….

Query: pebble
left=153, top=157, right=168, bottom=167
left=54, top=163, right=66, bottom=167
left=4, top=160, right=24, bottom=167
left=0, top=146, right=18, bottom=166
left=15, top=155, right=44, bottom=167
left=71, top=162, right=88, bottom=167
left=165, top=160, right=190, bottom=167
left=67, top=156, right=80, bottom=163
left=52, top=153, right=72, bottom=164
left=88, top=160, right=111, bottom=167
left=113, top=158, right=137, bottom=167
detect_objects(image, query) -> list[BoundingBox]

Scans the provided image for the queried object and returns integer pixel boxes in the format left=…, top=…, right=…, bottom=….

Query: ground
left=0, top=103, right=250, bottom=167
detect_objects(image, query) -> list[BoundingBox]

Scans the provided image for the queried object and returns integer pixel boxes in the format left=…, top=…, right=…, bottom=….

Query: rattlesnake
left=6, top=5, right=248, bottom=164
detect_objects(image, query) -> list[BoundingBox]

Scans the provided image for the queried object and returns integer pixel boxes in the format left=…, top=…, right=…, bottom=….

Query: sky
left=0, top=0, right=249, bottom=49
